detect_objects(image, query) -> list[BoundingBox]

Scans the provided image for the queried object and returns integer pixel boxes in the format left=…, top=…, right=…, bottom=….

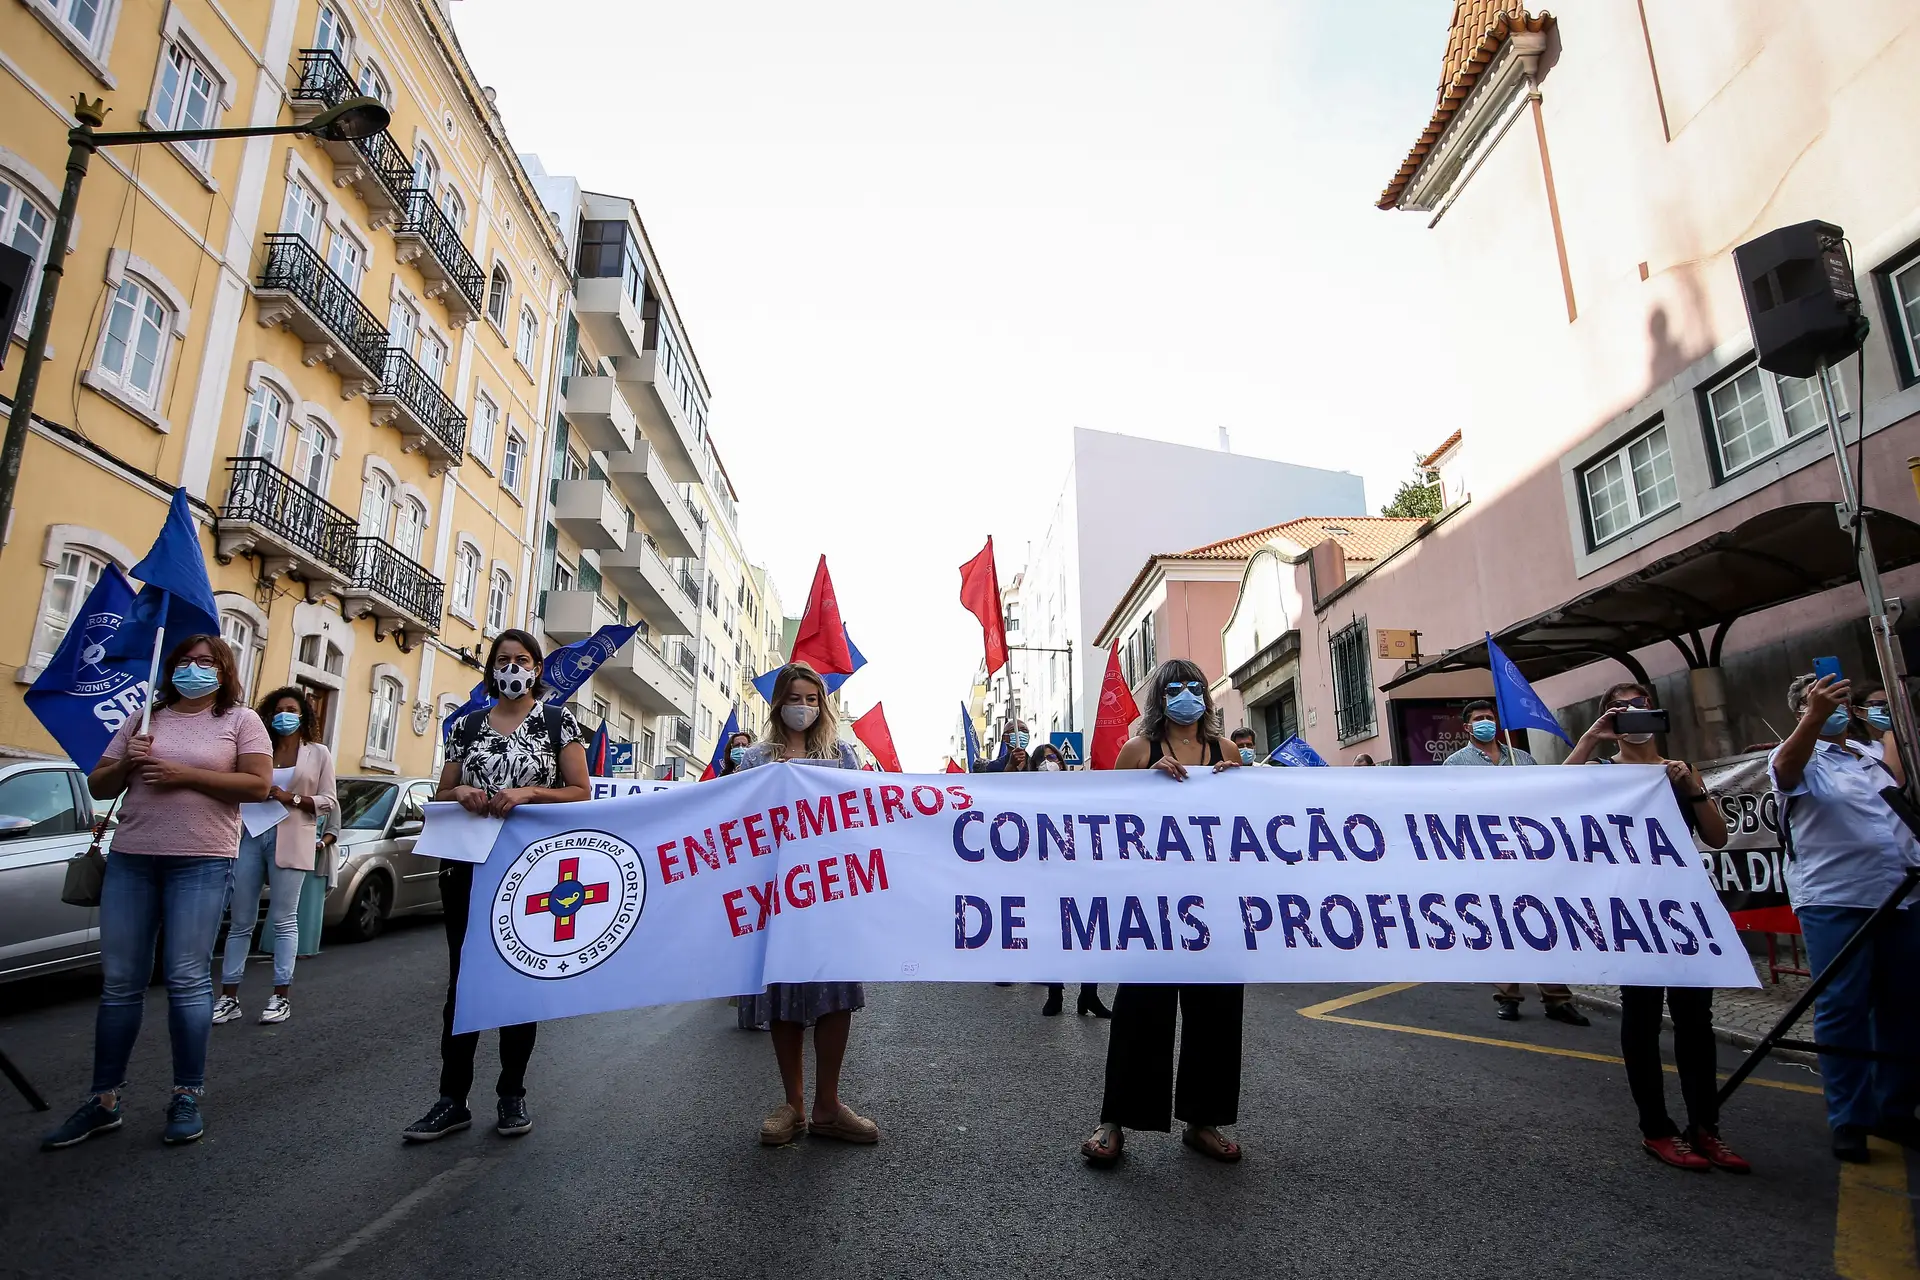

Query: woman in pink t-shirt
left=40, top=634, right=272, bottom=1153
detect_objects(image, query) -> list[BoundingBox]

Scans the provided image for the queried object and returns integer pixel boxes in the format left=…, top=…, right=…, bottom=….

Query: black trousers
left=439, top=861, right=537, bottom=1101
left=1619, top=985, right=1717, bottom=1139
left=1100, top=983, right=1243, bottom=1131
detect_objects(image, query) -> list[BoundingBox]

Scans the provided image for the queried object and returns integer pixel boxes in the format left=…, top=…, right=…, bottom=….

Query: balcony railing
left=354, top=128, right=415, bottom=207
left=379, top=347, right=466, bottom=457
left=674, top=646, right=697, bottom=680
left=291, top=47, right=354, bottom=107
left=349, top=536, right=445, bottom=634
left=289, top=49, right=412, bottom=207
left=678, top=568, right=700, bottom=605
left=219, top=458, right=358, bottom=577
left=397, top=188, right=485, bottom=313
left=258, top=234, right=387, bottom=373
left=672, top=718, right=694, bottom=750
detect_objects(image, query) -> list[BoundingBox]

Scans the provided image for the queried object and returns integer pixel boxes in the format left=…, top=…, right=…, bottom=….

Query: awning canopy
left=1383, top=503, right=1920, bottom=690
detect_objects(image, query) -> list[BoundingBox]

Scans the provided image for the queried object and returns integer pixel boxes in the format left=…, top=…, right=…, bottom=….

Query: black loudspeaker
left=1733, top=220, right=1868, bottom=379
left=0, top=242, right=30, bottom=371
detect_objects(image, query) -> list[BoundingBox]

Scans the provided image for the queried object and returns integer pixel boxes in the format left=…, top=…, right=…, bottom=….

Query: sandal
left=1181, top=1125, right=1242, bottom=1163
left=1081, top=1122, right=1124, bottom=1166
left=808, top=1103, right=879, bottom=1144
left=759, top=1103, right=804, bottom=1146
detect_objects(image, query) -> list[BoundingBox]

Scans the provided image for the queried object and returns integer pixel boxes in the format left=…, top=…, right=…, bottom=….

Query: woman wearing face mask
left=1770, top=671, right=1920, bottom=1164
left=1566, top=683, right=1743, bottom=1173
left=212, top=687, right=335, bottom=1027
left=736, top=662, right=878, bottom=1147
left=1082, top=659, right=1243, bottom=1167
left=42, top=636, right=272, bottom=1152
left=718, top=730, right=754, bottom=778
left=404, top=629, right=590, bottom=1144
left=1028, top=745, right=1111, bottom=1018
left=1851, top=682, right=1897, bottom=748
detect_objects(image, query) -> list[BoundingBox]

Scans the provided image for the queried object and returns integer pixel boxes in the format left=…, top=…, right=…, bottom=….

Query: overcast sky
left=454, top=0, right=1463, bottom=767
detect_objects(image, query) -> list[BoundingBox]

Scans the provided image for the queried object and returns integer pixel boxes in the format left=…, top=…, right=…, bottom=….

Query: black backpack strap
left=541, top=703, right=566, bottom=763
left=450, top=710, right=485, bottom=764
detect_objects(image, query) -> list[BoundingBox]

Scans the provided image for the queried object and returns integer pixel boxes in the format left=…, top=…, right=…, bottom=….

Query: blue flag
left=127, top=487, right=220, bottom=645
left=24, top=564, right=154, bottom=769
left=751, top=629, right=866, bottom=702
left=443, top=621, right=643, bottom=743
left=1488, top=634, right=1572, bottom=746
left=585, top=720, right=611, bottom=775
left=702, top=705, right=741, bottom=780
left=1268, top=734, right=1329, bottom=767
left=960, top=702, right=982, bottom=772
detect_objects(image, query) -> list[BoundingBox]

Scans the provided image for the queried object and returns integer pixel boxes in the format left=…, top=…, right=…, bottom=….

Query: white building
left=1010, top=428, right=1368, bottom=739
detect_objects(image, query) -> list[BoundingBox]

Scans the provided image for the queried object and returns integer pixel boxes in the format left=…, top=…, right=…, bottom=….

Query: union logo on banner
left=492, top=830, right=645, bottom=980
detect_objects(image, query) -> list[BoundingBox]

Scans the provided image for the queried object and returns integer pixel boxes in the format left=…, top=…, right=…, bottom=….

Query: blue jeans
left=92, top=852, right=232, bottom=1094
left=221, top=828, right=304, bottom=989
left=1798, top=904, right=1920, bottom=1133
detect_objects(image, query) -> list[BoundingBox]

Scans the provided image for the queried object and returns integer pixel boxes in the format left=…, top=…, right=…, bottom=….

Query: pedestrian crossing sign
left=1050, top=732, right=1084, bottom=766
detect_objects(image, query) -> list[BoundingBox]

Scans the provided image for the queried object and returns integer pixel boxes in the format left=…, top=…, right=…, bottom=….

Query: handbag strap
left=88, top=796, right=119, bottom=854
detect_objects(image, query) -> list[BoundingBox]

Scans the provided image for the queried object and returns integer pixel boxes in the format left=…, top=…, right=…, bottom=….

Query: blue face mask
left=171, top=664, right=220, bottom=698
left=271, top=711, right=303, bottom=736
left=1822, top=709, right=1854, bottom=737
left=1470, top=720, right=1499, bottom=743
left=728, top=747, right=747, bottom=764
left=1864, top=707, right=1893, bottom=732
left=1165, top=690, right=1206, bottom=725
left=1009, top=731, right=1030, bottom=750
left=1239, top=747, right=1255, bottom=765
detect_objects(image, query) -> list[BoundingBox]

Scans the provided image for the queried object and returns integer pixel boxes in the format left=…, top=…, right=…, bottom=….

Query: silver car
left=0, top=760, right=107, bottom=982
left=325, top=776, right=443, bottom=942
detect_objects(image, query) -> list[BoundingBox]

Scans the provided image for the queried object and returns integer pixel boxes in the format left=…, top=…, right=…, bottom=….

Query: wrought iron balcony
left=394, top=188, right=484, bottom=324
left=368, top=347, right=466, bottom=473
left=254, top=234, right=387, bottom=396
left=674, top=645, right=697, bottom=681
left=678, top=567, right=701, bottom=605
left=214, top=458, right=357, bottom=600
left=339, top=535, right=445, bottom=648
left=289, top=49, right=411, bottom=223
left=671, top=717, right=694, bottom=750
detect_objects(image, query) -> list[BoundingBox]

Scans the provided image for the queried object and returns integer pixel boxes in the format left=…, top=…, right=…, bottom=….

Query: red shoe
left=1643, top=1135, right=1712, bottom=1171
left=1690, top=1131, right=1752, bottom=1174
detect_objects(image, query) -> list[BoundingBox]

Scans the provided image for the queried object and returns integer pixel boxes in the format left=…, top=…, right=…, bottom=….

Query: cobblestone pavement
left=1573, top=934, right=1816, bottom=1049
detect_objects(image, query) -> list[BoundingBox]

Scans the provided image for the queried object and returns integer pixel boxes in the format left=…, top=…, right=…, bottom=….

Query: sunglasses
left=1165, top=681, right=1204, bottom=694
left=1610, top=697, right=1651, bottom=709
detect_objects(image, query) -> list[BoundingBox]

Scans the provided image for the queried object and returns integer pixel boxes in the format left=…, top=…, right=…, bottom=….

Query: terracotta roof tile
left=1418, top=429, right=1463, bottom=469
left=1174, top=516, right=1427, bottom=564
left=1377, top=6, right=1554, bottom=210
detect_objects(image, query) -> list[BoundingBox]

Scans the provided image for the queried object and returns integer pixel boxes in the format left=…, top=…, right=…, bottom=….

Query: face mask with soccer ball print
left=493, top=665, right=535, bottom=699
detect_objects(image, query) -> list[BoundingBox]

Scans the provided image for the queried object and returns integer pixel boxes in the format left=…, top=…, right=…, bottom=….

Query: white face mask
left=780, top=703, right=819, bottom=732
left=493, top=665, right=534, bottom=699
left=1621, top=732, right=1655, bottom=745
left=1038, top=760, right=1061, bottom=772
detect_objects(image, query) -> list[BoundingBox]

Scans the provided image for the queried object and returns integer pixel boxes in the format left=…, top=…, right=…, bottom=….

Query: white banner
left=449, top=762, right=1756, bottom=1033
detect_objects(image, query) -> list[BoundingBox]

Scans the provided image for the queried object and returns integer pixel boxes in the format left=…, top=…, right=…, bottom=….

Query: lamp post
left=0, top=92, right=390, bottom=540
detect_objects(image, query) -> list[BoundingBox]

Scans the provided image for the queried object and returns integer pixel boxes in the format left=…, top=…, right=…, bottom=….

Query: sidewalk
left=1570, top=936, right=1817, bottom=1063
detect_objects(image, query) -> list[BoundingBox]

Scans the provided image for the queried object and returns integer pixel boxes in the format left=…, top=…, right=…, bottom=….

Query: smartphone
left=1812, top=656, right=1843, bottom=683
left=1612, top=708, right=1670, bottom=736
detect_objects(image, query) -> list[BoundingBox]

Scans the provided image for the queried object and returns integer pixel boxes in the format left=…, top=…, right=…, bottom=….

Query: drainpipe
left=1689, top=666, right=1734, bottom=761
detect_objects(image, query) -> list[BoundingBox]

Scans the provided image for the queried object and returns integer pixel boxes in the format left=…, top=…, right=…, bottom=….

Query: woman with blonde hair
left=735, top=662, right=876, bottom=1147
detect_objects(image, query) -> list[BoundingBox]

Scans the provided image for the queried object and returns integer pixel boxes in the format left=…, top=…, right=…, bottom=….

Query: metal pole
left=1816, top=357, right=1920, bottom=801
left=0, top=99, right=101, bottom=543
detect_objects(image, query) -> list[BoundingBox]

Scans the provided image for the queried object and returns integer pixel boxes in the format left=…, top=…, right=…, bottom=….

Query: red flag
left=945, top=758, right=965, bottom=773
left=851, top=702, right=903, bottom=773
left=1090, top=642, right=1140, bottom=770
left=788, top=556, right=856, bottom=676
left=958, top=538, right=1008, bottom=676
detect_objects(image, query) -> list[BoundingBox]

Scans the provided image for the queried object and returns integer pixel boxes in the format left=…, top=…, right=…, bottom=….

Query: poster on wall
left=1696, top=752, right=1796, bottom=933
left=1391, top=698, right=1530, bottom=766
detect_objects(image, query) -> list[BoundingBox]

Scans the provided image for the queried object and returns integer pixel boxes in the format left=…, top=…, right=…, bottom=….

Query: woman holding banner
left=1567, top=682, right=1746, bottom=1173
left=43, top=635, right=272, bottom=1151
left=1082, top=659, right=1244, bottom=1167
left=738, top=661, right=878, bottom=1147
left=404, top=629, right=589, bottom=1144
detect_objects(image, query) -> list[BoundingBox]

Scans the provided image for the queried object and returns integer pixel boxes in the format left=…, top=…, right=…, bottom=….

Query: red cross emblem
left=524, top=856, right=611, bottom=943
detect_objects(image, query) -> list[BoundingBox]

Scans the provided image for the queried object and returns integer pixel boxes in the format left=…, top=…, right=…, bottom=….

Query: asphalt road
left=0, top=920, right=1910, bottom=1280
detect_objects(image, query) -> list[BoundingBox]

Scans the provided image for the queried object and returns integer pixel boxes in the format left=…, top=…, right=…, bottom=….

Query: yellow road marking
left=1296, top=983, right=1822, bottom=1095
left=1836, top=1139, right=1919, bottom=1280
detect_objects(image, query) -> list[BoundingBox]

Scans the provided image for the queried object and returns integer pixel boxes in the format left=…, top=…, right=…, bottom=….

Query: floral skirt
left=738, top=982, right=865, bottom=1028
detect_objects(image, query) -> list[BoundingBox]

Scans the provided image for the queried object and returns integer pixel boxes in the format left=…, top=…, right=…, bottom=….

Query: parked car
left=327, top=776, right=442, bottom=941
left=0, top=759, right=108, bottom=982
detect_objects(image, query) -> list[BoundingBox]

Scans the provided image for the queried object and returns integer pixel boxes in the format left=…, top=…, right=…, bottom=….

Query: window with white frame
left=487, top=569, right=512, bottom=632
left=357, top=59, right=388, bottom=106
left=290, top=418, right=334, bottom=495
left=393, top=496, right=427, bottom=561
left=386, top=297, right=417, bottom=357
left=38, top=0, right=114, bottom=55
left=366, top=675, right=400, bottom=759
left=441, top=186, right=465, bottom=233
left=238, top=381, right=287, bottom=462
left=30, top=547, right=106, bottom=668
left=358, top=470, right=392, bottom=539
left=1581, top=422, right=1678, bottom=546
left=325, top=228, right=364, bottom=290
left=221, top=611, right=257, bottom=703
left=152, top=40, right=220, bottom=164
left=502, top=429, right=526, bottom=495
left=452, top=542, right=481, bottom=616
left=486, top=264, right=510, bottom=328
left=412, top=143, right=438, bottom=198
left=93, top=277, right=170, bottom=408
left=419, top=331, right=448, bottom=383
left=1706, top=364, right=1844, bottom=478
left=553, top=556, right=575, bottom=594
left=471, top=392, right=498, bottom=463
left=280, top=178, right=322, bottom=246
left=313, top=2, right=347, bottom=54
left=1, top=175, right=52, bottom=338
left=515, top=306, right=537, bottom=368
left=1883, top=252, right=1920, bottom=380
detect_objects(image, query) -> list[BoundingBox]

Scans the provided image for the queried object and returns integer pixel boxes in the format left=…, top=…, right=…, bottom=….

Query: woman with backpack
left=403, top=629, right=590, bottom=1143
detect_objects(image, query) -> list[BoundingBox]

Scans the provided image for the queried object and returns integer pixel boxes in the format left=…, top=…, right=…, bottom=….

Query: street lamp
left=0, top=93, right=391, bottom=536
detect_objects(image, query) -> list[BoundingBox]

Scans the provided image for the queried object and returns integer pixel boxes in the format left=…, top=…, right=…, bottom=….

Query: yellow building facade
left=1, top=0, right=566, bottom=779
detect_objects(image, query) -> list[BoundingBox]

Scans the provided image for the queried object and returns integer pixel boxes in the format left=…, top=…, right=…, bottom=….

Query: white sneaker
left=258, top=995, right=291, bottom=1024
left=211, top=995, right=242, bottom=1025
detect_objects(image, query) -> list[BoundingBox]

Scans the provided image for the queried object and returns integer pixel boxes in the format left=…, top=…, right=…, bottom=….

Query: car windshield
left=336, top=780, right=399, bottom=830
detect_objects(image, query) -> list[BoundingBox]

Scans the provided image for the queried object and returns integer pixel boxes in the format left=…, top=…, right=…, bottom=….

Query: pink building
left=1237, top=3, right=1920, bottom=766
